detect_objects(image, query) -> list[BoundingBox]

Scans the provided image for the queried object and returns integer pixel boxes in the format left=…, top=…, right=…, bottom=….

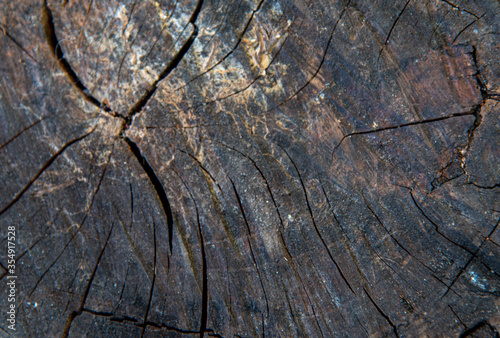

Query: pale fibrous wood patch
left=242, top=16, right=291, bottom=75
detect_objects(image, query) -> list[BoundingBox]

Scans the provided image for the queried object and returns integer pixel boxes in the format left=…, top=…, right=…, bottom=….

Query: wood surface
left=1, top=0, right=499, bottom=336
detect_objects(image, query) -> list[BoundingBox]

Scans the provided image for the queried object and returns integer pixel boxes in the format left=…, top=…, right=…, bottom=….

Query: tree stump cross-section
left=0, top=0, right=499, bottom=336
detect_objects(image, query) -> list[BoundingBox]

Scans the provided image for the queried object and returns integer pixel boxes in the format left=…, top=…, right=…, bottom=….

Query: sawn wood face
left=0, top=0, right=499, bottom=336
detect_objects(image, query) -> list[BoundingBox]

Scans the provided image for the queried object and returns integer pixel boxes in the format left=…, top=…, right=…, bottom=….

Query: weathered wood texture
left=1, top=0, right=499, bottom=336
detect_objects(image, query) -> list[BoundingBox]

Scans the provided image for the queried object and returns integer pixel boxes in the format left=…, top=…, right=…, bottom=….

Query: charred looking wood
left=2, top=0, right=499, bottom=336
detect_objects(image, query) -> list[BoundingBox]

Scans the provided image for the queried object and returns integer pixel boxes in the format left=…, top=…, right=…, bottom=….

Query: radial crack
left=469, top=182, right=500, bottom=190
left=270, top=0, right=351, bottom=110
left=125, top=26, right=198, bottom=122
left=281, top=278, right=299, bottom=330
left=81, top=308, right=208, bottom=334
left=219, top=143, right=285, bottom=228
left=180, top=29, right=289, bottom=114
left=140, top=220, right=158, bottom=337
left=439, top=0, right=480, bottom=19
left=459, top=320, right=499, bottom=338
left=41, top=1, right=119, bottom=117
left=448, top=305, right=467, bottom=329
left=377, top=0, right=411, bottom=63
left=180, top=150, right=223, bottom=193
left=230, top=179, right=270, bottom=317
left=0, top=113, right=53, bottom=151
left=188, top=188, right=208, bottom=337
left=0, top=128, right=95, bottom=217
left=123, top=0, right=204, bottom=124
left=15, top=210, right=62, bottom=263
left=332, top=109, right=478, bottom=157
left=144, top=0, right=181, bottom=60
left=452, top=13, right=485, bottom=44
left=175, top=171, right=209, bottom=337
left=124, top=137, right=174, bottom=253
left=409, top=190, right=474, bottom=256
left=1, top=24, right=39, bottom=63
left=363, top=195, right=436, bottom=274
left=26, top=141, right=112, bottom=296
left=175, top=0, right=265, bottom=91
left=61, top=223, right=115, bottom=338
left=363, top=287, right=400, bottom=337
left=442, top=219, right=500, bottom=298
left=278, top=145, right=356, bottom=294
left=76, top=0, right=94, bottom=48
left=116, top=18, right=146, bottom=87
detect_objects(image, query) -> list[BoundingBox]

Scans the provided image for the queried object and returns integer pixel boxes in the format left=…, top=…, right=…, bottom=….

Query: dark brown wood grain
left=1, top=0, right=499, bottom=336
